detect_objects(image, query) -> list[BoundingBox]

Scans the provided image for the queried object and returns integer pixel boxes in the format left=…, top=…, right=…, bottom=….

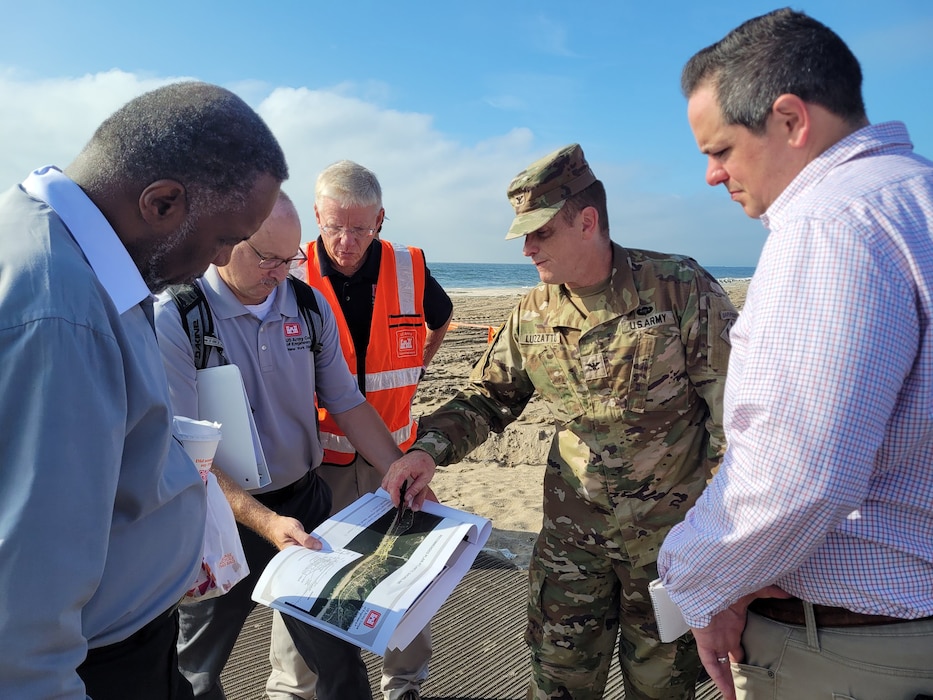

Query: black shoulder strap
left=165, top=283, right=227, bottom=370
left=288, top=275, right=323, bottom=354
left=166, top=278, right=320, bottom=369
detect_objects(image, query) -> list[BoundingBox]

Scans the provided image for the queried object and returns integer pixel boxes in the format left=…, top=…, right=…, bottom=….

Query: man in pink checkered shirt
left=658, top=8, right=933, bottom=700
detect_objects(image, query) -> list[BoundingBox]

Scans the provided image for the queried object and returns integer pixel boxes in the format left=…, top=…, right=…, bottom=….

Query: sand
left=413, top=280, right=750, bottom=569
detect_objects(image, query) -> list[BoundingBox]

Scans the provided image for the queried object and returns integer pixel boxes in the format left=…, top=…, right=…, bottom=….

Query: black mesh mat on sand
left=220, top=551, right=722, bottom=699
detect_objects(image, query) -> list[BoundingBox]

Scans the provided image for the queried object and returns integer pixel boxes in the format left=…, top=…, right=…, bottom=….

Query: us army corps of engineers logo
left=284, top=321, right=313, bottom=351
left=395, top=329, right=417, bottom=358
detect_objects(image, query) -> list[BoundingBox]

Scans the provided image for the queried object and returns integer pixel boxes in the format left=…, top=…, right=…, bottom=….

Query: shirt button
left=261, top=345, right=268, bottom=351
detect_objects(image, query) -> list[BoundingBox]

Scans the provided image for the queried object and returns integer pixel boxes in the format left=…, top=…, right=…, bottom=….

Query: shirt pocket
left=624, top=327, right=691, bottom=414
left=522, top=341, right=586, bottom=425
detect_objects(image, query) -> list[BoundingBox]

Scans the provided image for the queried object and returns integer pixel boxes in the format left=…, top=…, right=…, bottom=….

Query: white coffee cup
left=173, top=416, right=223, bottom=482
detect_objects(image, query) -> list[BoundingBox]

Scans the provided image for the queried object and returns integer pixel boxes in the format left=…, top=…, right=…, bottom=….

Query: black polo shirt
left=314, top=238, right=453, bottom=392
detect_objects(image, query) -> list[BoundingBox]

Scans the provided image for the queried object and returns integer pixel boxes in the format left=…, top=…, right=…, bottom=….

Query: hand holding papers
left=252, top=488, right=491, bottom=655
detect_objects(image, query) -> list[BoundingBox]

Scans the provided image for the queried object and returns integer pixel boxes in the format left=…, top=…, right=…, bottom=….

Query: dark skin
left=65, top=164, right=281, bottom=291
left=65, top=165, right=189, bottom=246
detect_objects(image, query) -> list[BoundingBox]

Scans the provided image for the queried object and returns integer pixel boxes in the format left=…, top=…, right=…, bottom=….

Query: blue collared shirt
left=0, top=167, right=204, bottom=698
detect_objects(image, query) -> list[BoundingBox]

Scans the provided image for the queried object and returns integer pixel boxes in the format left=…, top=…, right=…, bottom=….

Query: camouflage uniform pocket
left=524, top=563, right=547, bottom=651
left=626, top=332, right=655, bottom=413
left=524, top=341, right=586, bottom=424
left=625, top=329, right=690, bottom=414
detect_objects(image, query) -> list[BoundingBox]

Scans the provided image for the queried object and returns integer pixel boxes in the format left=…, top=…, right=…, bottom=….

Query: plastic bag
left=184, top=471, right=250, bottom=601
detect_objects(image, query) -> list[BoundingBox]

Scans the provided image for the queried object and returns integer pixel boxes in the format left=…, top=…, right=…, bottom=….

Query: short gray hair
left=682, top=8, right=866, bottom=134
left=314, top=160, right=382, bottom=209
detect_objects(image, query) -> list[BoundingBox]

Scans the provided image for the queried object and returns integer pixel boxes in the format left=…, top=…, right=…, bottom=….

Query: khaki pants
left=735, top=608, right=933, bottom=699
left=266, top=456, right=432, bottom=700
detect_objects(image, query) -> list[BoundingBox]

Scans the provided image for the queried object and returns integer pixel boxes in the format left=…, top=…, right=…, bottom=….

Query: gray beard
left=139, top=216, right=198, bottom=293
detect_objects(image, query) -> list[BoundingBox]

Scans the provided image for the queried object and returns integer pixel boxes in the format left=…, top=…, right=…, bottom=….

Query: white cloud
left=254, top=86, right=541, bottom=262
left=0, top=69, right=762, bottom=267
left=0, top=69, right=179, bottom=184
left=482, top=95, right=526, bottom=111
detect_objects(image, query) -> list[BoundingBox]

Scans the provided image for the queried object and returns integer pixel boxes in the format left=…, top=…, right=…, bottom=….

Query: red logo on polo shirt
left=364, top=610, right=381, bottom=628
left=284, top=322, right=302, bottom=337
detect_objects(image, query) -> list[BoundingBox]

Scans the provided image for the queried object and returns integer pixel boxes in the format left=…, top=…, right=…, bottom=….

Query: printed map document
left=252, top=488, right=492, bottom=655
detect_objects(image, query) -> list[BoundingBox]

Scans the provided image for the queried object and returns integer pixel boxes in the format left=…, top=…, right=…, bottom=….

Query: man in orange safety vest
left=269, top=160, right=452, bottom=700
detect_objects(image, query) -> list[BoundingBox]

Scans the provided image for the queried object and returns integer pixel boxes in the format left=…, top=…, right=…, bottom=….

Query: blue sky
left=1, top=1, right=931, bottom=267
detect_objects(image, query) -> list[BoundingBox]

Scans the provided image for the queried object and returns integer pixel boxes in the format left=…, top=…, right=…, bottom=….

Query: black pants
left=78, top=605, right=193, bottom=700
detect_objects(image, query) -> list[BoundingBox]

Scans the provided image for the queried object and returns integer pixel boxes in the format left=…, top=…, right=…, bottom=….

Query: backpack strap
left=165, top=283, right=228, bottom=370
left=287, top=275, right=323, bottom=355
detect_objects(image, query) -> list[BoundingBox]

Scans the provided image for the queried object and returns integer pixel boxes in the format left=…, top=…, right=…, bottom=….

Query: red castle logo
left=396, top=329, right=417, bottom=358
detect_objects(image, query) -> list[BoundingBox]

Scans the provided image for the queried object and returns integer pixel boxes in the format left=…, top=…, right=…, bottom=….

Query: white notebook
left=197, top=364, right=271, bottom=490
left=648, top=578, right=690, bottom=643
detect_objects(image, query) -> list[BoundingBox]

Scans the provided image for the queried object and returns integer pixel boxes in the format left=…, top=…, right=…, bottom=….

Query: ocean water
left=431, top=262, right=755, bottom=295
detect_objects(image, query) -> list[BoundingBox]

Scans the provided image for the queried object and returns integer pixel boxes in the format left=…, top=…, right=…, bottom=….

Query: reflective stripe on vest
left=394, top=244, right=417, bottom=316
left=305, top=239, right=426, bottom=464
left=363, top=365, right=424, bottom=393
left=320, top=417, right=415, bottom=454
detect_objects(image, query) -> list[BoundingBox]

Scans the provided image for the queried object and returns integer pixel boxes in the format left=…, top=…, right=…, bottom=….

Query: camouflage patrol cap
left=505, top=143, right=596, bottom=240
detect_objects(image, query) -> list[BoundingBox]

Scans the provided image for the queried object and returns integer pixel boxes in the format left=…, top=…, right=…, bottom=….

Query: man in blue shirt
left=0, top=82, right=287, bottom=700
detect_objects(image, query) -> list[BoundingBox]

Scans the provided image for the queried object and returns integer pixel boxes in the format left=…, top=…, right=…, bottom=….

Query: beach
left=414, top=279, right=750, bottom=569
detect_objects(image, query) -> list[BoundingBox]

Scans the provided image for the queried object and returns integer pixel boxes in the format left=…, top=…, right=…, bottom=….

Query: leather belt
left=749, top=597, right=926, bottom=628
left=253, top=470, right=312, bottom=508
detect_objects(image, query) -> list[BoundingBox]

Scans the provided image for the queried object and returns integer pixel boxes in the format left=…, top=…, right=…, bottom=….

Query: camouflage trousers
left=524, top=467, right=700, bottom=700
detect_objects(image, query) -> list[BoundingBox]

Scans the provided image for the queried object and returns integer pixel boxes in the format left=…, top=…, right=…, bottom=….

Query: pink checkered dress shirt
left=659, top=122, right=933, bottom=627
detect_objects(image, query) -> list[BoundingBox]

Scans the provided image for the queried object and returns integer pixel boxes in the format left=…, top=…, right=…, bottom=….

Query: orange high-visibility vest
left=305, top=239, right=427, bottom=465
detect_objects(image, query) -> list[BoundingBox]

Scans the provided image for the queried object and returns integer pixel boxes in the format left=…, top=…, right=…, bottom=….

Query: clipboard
left=197, top=364, right=271, bottom=490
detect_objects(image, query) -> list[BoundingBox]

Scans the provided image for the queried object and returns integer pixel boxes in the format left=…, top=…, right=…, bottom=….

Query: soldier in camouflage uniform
left=384, top=143, right=737, bottom=700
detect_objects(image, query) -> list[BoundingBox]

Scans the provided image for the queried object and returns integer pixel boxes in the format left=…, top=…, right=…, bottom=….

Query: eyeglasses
left=319, top=225, right=377, bottom=240
left=245, top=240, right=308, bottom=270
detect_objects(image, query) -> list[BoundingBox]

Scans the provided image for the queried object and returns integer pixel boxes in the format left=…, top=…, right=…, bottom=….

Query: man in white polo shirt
left=156, top=191, right=403, bottom=699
